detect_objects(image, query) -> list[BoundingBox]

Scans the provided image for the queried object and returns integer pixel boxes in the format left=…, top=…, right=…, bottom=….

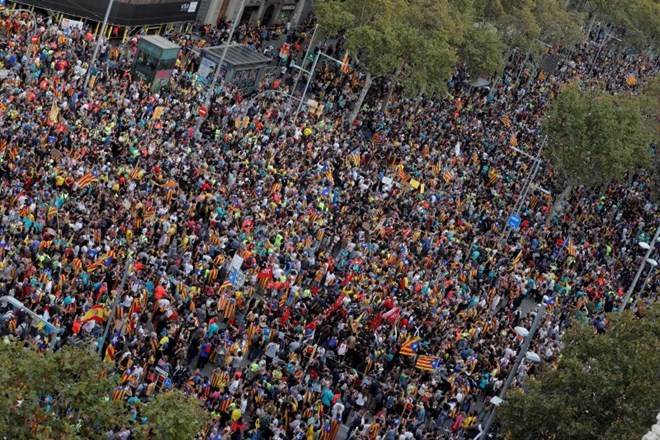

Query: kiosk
left=132, top=35, right=181, bottom=92
left=198, top=44, right=272, bottom=93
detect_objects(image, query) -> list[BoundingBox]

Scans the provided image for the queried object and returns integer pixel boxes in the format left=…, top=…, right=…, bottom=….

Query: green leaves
left=136, top=391, right=210, bottom=440
left=580, top=0, right=660, bottom=49
left=542, top=82, right=652, bottom=188
left=498, top=303, right=660, bottom=440
left=0, top=345, right=208, bottom=439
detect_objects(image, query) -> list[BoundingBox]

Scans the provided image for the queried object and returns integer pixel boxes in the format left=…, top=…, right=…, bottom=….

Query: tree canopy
left=542, top=82, right=652, bottom=188
left=0, top=344, right=208, bottom=439
left=498, top=302, right=660, bottom=440
left=472, top=0, right=585, bottom=52
left=572, top=0, right=660, bottom=49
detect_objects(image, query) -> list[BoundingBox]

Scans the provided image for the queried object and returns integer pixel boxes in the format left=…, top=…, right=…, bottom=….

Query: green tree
left=472, top=0, right=584, bottom=54
left=0, top=344, right=122, bottom=439
left=136, top=391, right=210, bottom=440
left=573, top=0, right=660, bottom=49
left=314, top=0, right=406, bottom=121
left=498, top=302, right=660, bottom=440
left=455, top=23, right=507, bottom=79
left=542, top=82, right=651, bottom=219
left=316, top=0, right=474, bottom=118
left=0, top=344, right=208, bottom=439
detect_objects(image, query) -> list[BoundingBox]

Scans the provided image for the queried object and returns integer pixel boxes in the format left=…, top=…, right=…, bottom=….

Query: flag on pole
left=501, top=114, right=511, bottom=126
left=442, top=170, right=454, bottom=183
left=399, top=336, right=421, bottom=356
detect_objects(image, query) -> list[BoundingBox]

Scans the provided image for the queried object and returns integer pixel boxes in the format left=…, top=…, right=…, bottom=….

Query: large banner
left=13, top=0, right=199, bottom=26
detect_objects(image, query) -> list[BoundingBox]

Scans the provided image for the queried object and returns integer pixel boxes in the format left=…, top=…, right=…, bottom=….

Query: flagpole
left=98, top=256, right=133, bottom=356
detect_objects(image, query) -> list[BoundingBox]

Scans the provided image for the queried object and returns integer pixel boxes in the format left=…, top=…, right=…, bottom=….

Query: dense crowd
left=0, top=8, right=657, bottom=440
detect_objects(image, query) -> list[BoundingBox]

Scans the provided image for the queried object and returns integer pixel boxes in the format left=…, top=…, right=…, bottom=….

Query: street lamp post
left=98, top=256, right=133, bottom=356
left=501, top=136, right=547, bottom=242
left=620, top=226, right=660, bottom=311
left=194, top=0, right=247, bottom=135
left=83, top=0, right=116, bottom=90
left=479, top=304, right=547, bottom=439
left=288, top=24, right=318, bottom=105
left=291, top=50, right=346, bottom=124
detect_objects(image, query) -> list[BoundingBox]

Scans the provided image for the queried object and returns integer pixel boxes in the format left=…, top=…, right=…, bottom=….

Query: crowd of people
left=0, top=7, right=657, bottom=440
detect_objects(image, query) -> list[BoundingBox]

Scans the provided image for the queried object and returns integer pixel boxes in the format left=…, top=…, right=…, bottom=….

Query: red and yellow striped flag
left=442, top=170, right=454, bottom=183
left=46, top=206, right=58, bottom=220
left=415, top=355, right=439, bottom=371
left=325, top=168, right=334, bottom=185
left=567, top=238, right=576, bottom=257
left=501, top=114, right=511, bottom=126
left=76, top=170, right=98, bottom=188
left=397, top=165, right=409, bottom=182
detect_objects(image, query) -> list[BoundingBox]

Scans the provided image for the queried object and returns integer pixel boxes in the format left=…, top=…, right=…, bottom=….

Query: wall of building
left=197, top=0, right=309, bottom=27
left=13, top=0, right=200, bottom=26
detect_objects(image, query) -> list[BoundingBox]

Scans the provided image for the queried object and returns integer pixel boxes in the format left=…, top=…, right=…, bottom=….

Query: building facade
left=197, top=0, right=310, bottom=27
left=12, top=0, right=200, bottom=26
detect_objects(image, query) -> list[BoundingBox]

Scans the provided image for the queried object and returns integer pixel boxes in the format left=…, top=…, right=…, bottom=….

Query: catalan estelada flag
left=399, top=336, right=421, bottom=356
left=415, top=355, right=440, bottom=371
left=76, top=170, right=98, bottom=188
left=567, top=238, right=576, bottom=257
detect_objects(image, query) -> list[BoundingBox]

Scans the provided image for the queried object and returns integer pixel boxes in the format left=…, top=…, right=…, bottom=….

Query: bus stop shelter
left=198, top=45, right=272, bottom=92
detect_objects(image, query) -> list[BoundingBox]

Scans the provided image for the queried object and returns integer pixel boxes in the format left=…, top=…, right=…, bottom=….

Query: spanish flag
left=399, top=336, right=421, bottom=356
left=81, top=305, right=106, bottom=323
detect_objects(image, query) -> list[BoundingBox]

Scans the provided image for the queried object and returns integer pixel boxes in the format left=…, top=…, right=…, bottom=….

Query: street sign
left=508, top=213, right=521, bottom=229
left=163, top=377, right=172, bottom=389
left=198, top=106, right=208, bottom=117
